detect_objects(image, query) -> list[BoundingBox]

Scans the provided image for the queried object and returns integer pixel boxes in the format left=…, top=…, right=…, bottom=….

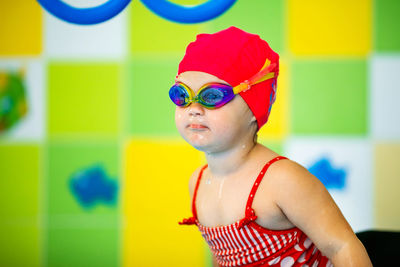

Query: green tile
left=0, top=144, right=41, bottom=267
left=130, top=0, right=283, bottom=53
left=48, top=63, right=121, bottom=137
left=203, top=0, right=284, bottom=53
left=47, top=227, right=118, bottom=267
left=0, top=224, right=40, bottom=267
left=127, top=57, right=179, bottom=135
left=0, top=144, right=40, bottom=217
left=47, top=140, right=119, bottom=217
left=291, top=60, right=367, bottom=134
left=375, top=0, right=400, bottom=51
left=46, top=140, right=119, bottom=267
left=130, top=0, right=205, bottom=53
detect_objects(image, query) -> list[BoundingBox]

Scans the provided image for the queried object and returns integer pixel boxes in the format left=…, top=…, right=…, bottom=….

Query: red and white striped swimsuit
left=180, top=156, right=332, bottom=267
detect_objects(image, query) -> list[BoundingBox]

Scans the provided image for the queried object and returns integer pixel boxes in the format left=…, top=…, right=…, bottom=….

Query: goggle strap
left=248, top=62, right=276, bottom=85
left=233, top=62, right=277, bottom=94
left=253, top=71, right=275, bottom=84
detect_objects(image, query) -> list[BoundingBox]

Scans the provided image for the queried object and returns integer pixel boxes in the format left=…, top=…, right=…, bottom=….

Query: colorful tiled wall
left=0, top=0, right=399, bottom=266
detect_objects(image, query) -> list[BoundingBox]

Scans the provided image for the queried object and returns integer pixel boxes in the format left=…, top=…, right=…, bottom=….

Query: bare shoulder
left=188, top=165, right=206, bottom=198
left=266, top=157, right=325, bottom=190
left=268, top=157, right=307, bottom=175
left=260, top=157, right=332, bottom=208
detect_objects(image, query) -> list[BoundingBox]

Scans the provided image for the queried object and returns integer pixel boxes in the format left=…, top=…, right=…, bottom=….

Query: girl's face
left=174, top=71, right=257, bottom=153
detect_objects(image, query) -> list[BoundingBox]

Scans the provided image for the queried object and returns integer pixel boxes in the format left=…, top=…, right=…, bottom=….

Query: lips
left=187, top=123, right=208, bottom=129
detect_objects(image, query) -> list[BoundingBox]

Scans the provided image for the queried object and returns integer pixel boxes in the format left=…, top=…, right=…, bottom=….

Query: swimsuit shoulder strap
left=245, top=156, right=289, bottom=215
left=192, top=164, right=208, bottom=220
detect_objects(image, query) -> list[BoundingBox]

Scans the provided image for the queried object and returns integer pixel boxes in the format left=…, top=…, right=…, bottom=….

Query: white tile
left=370, top=55, right=400, bottom=140
left=0, top=59, right=45, bottom=142
left=284, top=137, right=373, bottom=232
left=44, top=3, right=128, bottom=59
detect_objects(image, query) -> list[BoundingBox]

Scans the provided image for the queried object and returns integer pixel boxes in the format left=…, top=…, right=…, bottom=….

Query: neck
left=205, top=138, right=257, bottom=177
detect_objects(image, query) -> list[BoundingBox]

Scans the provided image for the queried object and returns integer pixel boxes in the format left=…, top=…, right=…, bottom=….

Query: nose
left=188, top=102, right=205, bottom=116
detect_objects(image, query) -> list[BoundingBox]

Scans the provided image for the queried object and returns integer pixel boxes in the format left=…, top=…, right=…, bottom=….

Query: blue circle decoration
left=140, top=0, right=237, bottom=24
left=37, top=0, right=131, bottom=25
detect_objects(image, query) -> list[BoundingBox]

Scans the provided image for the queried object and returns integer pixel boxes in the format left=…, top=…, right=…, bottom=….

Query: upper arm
left=269, top=159, right=357, bottom=258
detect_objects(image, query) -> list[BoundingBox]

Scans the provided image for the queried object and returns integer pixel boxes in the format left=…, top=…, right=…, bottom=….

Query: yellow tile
left=288, top=0, right=371, bottom=56
left=258, top=58, right=289, bottom=140
left=0, top=0, right=42, bottom=55
left=122, top=138, right=206, bottom=267
left=374, top=143, right=400, bottom=230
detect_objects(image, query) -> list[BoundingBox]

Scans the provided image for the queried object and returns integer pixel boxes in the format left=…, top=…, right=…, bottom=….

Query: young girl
left=171, top=26, right=372, bottom=267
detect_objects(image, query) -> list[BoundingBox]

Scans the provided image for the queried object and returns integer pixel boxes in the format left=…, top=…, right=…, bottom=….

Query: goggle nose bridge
left=186, top=94, right=202, bottom=105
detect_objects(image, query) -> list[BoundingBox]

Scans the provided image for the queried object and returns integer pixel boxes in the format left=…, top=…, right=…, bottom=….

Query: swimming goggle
left=169, top=59, right=277, bottom=109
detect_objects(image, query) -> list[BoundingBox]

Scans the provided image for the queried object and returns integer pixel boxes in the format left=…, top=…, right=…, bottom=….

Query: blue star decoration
left=307, top=156, right=347, bottom=190
left=69, top=164, right=118, bottom=209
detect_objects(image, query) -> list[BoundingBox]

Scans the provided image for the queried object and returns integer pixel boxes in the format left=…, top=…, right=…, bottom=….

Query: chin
left=185, top=136, right=208, bottom=149
left=180, top=132, right=210, bottom=151
left=189, top=138, right=229, bottom=154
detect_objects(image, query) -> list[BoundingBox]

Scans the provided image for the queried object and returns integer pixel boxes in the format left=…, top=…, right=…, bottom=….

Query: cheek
left=175, top=108, right=186, bottom=129
left=209, top=103, right=252, bottom=134
left=207, top=110, right=237, bottom=133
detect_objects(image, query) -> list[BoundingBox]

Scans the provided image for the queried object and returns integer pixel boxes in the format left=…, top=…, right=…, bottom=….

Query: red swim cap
left=177, top=26, right=279, bottom=130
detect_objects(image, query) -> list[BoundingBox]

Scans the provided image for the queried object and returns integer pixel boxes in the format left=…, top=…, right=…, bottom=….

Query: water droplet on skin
left=242, top=144, right=246, bottom=149
left=218, top=179, right=225, bottom=199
